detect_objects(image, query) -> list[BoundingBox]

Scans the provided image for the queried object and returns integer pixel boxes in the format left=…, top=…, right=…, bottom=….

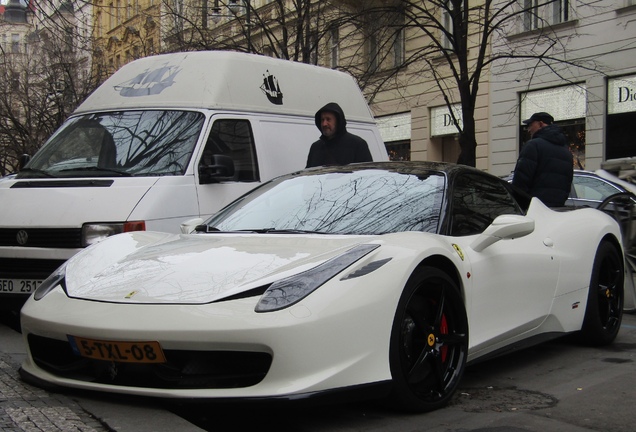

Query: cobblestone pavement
left=0, top=353, right=110, bottom=432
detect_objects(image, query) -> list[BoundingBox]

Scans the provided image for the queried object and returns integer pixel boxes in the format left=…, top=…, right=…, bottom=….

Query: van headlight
left=82, top=221, right=146, bottom=247
left=255, top=244, right=379, bottom=312
left=34, top=264, right=67, bottom=300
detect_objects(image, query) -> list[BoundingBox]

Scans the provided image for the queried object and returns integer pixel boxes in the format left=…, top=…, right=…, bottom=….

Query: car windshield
left=18, top=110, right=205, bottom=178
left=205, top=169, right=445, bottom=235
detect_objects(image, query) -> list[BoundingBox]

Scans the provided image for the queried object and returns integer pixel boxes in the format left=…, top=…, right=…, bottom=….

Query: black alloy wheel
left=597, top=192, right=636, bottom=312
left=388, top=266, right=468, bottom=412
left=579, top=240, right=624, bottom=346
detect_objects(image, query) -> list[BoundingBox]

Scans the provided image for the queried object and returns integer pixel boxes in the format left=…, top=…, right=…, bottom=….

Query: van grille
left=0, top=228, right=82, bottom=248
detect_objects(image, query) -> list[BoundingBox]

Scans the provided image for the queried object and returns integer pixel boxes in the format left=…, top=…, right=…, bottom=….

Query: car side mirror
left=180, top=218, right=204, bottom=234
left=199, top=154, right=236, bottom=184
left=470, top=214, right=535, bottom=252
left=18, top=154, right=31, bottom=171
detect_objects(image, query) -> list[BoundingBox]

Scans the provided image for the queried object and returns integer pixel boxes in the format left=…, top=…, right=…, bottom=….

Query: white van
left=0, top=51, right=388, bottom=310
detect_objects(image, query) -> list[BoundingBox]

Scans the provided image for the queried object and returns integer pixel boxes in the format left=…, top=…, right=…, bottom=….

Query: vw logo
left=16, top=230, right=29, bottom=246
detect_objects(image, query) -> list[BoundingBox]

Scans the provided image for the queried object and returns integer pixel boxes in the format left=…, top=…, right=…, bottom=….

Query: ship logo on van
left=261, top=70, right=283, bottom=105
left=114, top=64, right=181, bottom=97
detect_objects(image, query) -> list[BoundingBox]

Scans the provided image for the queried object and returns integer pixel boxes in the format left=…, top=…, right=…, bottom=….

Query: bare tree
left=0, top=0, right=103, bottom=175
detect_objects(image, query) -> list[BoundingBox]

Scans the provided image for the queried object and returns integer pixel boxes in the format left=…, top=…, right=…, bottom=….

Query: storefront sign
left=520, top=85, right=586, bottom=124
left=608, top=75, right=636, bottom=115
left=376, top=112, right=411, bottom=142
left=431, top=104, right=463, bottom=136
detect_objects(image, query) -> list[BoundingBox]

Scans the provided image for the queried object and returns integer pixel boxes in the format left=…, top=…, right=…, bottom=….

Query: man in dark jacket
left=306, top=102, right=373, bottom=168
left=512, top=112, right=573, bottom=207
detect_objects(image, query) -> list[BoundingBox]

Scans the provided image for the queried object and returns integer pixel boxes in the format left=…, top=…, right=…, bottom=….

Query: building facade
left=93, top=0, right=161, bottom=75
left=489, top=0, right=636, bottom=177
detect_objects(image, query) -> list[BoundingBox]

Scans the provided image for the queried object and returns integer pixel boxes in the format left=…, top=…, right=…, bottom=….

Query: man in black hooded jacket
left=306, top=102, right=373, bottom=168
left=512, top=112, right=573, bottom=207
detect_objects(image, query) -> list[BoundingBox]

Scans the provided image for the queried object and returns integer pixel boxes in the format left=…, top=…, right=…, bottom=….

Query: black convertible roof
left=298, top=160, right=487, bottom=178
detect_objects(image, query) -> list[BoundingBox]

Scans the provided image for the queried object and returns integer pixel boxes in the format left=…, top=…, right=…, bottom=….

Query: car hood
left=0, top=177, right=158, bottom=226
left=64, top=231, right=376, bottom=304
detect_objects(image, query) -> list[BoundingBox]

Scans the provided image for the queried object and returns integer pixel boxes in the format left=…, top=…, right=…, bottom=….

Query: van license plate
left=69, top=336, right=167, bottom=363
left=0, top=279, right=42, bottom=294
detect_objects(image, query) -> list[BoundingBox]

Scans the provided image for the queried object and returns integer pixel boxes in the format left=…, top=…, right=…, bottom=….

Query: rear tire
left=388, top=266, right=468, bottom=412
left=579, top=240, right=624, bottom=346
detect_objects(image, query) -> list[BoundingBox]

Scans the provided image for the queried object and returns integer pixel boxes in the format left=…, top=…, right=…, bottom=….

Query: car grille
left=27, top=334, right=272, bottom=389
left=0, top=228, right=82, bottom=248
left=0, top=258, right=66, bottom=279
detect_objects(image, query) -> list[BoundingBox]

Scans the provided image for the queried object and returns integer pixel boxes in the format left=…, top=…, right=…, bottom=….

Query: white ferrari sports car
left=20, top=162, right=625, bottom=412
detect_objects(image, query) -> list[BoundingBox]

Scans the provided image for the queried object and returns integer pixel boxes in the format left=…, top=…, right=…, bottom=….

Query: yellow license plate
left=68, top=336, right=167, bottom=363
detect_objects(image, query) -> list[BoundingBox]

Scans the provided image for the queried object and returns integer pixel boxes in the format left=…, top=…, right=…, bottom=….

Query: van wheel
left=579, top=240, right=624, bottom=346
left=388, top=266, right=468, bottom=412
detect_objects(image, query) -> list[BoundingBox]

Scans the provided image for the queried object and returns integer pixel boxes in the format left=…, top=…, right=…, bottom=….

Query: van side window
left=450, top=173, right=523, bottom=236
left=200, top=119, right=259, bottom=182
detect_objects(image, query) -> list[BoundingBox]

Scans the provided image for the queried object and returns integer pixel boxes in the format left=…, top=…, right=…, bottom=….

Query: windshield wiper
left=194, top=226, right=325, bottom=234
left=261, top=229, right=326, bottom=234
left=16, top=168, right=56, bottom=178
left=227, top=228, right=326, bottom=234
left=58, top=166, right=133, bottom=177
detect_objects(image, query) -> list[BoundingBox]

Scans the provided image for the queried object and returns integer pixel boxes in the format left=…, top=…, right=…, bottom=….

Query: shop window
left=606, top=112, right=635, bottom=160
left=607, top=76, right=636, bottom=160
left=519, top=85, right=586, bottom=168
left=519, top=119, right=585, bottom=169
left=386, top=141, right=410, bottom=161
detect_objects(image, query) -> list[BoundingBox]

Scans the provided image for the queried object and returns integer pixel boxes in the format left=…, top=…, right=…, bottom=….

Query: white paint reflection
left=64, top=233, right=367, bottom=304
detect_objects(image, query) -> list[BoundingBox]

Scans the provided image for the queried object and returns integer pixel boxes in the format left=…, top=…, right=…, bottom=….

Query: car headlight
left=255, top=244, right=380, bottom=312
left=33, top=263, right=67, bottom=301
left=82, top=221, right=146, bottom=247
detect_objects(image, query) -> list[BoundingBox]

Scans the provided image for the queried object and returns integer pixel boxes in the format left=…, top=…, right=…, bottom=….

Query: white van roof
left=76, top=51, right=376, bottom=123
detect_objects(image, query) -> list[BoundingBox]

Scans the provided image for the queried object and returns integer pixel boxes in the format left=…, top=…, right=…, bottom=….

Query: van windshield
left=18, top=110, right=205, bottom=178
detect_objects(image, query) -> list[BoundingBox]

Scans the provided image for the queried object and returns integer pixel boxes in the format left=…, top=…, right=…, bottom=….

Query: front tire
left=579, top=240, right=624, bottom=346
left=388, top=266, right=468, bottom=412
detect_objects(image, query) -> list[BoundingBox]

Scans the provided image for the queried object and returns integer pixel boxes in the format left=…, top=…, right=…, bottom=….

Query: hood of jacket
left=314, top=102, right=347, bottom=137
left=532, top=124, right=568, bottom=147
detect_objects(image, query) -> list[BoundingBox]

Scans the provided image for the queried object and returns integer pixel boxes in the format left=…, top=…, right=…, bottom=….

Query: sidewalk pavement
left=0, top=323, right=205, bottom=432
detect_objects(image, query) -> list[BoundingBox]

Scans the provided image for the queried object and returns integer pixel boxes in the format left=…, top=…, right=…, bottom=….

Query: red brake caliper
left=440, top=314, right=449, bottom=362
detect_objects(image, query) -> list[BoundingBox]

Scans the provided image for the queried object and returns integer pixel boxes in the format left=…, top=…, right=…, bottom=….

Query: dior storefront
left=519, top=85, right=587, bottom=169
left=519, top=74, right=636, bottom=170
left=606, top=75, right=636, bottom=160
